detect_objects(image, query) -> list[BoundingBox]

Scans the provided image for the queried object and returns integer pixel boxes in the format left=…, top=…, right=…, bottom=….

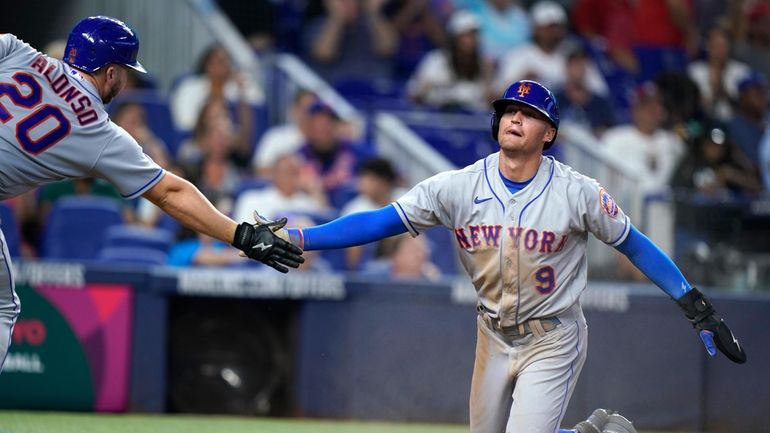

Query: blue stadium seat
left=0, top=202, right=21, bottom=258
left=103, top=224, right=175, bottom=253
left=43, top=196, right=124, bottom=260
left=98, top=246, right=168, bottom=266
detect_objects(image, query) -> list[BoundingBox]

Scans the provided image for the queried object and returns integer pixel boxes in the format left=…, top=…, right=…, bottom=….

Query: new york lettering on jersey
left=394, top=154, right=629, bottom=323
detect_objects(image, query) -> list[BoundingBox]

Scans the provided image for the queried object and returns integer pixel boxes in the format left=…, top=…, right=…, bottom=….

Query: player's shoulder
left=454, top=153, right=499, bottom=178
left=0, top=33, right=31, bottom=57
left=417, top=154, right=491, bottom=189
left=549, top=157, right=601, bottom=190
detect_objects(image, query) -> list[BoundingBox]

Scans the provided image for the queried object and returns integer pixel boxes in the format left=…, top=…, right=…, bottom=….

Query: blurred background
left=0, top=0, right=769, bottom=432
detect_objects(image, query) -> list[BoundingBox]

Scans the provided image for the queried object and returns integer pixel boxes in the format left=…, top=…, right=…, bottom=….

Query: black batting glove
left=676, top=287, right=747, bottom=364
left=232, top=217, right=304, bottom=273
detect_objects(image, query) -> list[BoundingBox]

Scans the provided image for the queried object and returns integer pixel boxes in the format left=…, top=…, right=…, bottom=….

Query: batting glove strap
left=232, top=222, right=272, bottom=261
left=676, top=287, right=747, bottom=364
left=675, top=287, right=715, bottom=326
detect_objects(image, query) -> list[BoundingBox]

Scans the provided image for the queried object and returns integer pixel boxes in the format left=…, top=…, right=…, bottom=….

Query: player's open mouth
left=505, top=129, right=523, bottom=137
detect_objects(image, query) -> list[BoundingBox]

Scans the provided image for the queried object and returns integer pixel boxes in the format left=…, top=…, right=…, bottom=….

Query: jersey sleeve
left=91, top=126, right=165, bottom=199
left=393, top=171, right=453, bottom=236
left=0, top=34, right=22, bottom=60
left=578, top=178, right=630, bottom=246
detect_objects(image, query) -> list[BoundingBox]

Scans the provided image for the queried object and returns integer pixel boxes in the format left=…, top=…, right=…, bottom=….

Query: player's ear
left=103, top=64, right=116, bottom=81
left=544, top=126, right=556, bottom=143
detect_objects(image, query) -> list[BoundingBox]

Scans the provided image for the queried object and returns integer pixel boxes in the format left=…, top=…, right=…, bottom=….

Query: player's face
left=102, top=65, right=128, bottom=104
left=497, top=103, right=555, bottom=153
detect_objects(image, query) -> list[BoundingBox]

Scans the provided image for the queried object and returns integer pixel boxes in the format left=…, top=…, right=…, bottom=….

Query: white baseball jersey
left=394, top=153, right=629, bottom=432
left=0, top=34, right=164, bottom=373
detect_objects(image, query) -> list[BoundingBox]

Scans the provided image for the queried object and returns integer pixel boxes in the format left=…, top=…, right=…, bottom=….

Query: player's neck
left=81, top=72, right=104, bottom=101
left=498, top=151, right=542, bottom=182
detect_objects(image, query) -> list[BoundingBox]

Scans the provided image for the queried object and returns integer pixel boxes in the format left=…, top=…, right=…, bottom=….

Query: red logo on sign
left=12, top=319, right=47, bottom=346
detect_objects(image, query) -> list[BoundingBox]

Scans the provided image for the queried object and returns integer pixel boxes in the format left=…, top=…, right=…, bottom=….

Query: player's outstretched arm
left=143, top=172, right=303, bottom=273
left=284, top=204, right=409, bottom=251
left=614, top=225, right=747, bottom=363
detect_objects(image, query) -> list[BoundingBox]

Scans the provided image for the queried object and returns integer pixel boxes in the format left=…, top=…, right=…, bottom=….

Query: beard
left=102, top=80, right=123, bottom=104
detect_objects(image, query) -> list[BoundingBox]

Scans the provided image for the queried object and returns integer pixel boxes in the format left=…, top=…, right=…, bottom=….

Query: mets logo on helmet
left=599, top=188, right=619, bottom=218
left=67, top=47, right=77, bottom=63
left=517, top=82, right=531, bottom=97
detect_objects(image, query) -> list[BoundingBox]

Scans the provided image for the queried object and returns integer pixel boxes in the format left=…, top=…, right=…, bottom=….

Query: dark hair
left=195, top=44, right=227, bottom=75
left=448, top=32, right=481, bottom=81
left=359, top=158, right=398, bottom=183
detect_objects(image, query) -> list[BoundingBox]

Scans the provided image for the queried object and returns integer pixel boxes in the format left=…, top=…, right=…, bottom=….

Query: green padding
left=0, top=285, right=93, bottom=410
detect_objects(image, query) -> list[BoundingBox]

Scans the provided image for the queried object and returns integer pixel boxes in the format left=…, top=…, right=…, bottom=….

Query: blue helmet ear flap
left=490, top=110, right=500, bottom=142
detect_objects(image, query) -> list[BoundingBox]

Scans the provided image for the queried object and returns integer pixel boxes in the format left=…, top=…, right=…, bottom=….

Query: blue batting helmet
left=490, top=80, right=559, bottom=148
left=64, top=16, right=146, bottom=73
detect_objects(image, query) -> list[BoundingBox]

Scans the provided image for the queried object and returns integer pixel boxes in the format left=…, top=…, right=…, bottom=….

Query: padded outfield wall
left=0, top=261, right=766, bottom=432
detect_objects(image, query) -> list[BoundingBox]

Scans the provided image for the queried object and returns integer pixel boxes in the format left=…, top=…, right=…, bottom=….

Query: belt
left=477, top=304, right=561, bottom=338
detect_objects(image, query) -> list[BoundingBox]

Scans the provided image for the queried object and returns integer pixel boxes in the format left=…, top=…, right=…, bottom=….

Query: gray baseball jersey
left=0, top=34, right=163, bottom=372
left=394, top=153, right=629, bottom=432
left=394, top=153, right=629, bottom=325
left=0, top=34, right=164, bottom=200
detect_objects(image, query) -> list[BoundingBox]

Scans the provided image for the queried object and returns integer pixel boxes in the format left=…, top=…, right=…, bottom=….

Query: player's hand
left=231, top=214, right=304, bottom=273
left=676, top=288, right=747, bottom=364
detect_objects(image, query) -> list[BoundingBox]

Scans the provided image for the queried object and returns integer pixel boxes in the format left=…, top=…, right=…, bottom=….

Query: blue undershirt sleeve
left=290, top=204, right=409, bottom=251
left=614, top=224, right=691, bottom=300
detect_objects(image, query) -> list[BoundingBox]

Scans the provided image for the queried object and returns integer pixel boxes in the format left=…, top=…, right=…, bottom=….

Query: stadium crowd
left=2, top=0, right=769, bottom=281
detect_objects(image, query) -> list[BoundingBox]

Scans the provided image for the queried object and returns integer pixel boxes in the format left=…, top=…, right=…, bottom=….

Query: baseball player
left=255, top=80, right=747, bottom=433
left=0, top=16, right=303, bottom=373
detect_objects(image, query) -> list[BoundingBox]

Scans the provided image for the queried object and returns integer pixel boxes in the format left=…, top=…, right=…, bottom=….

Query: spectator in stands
left=251, top=89, right=317, bottom=178
left=167, top=228, right=242, bottom=267
left=407, top=10, right=494, bottom=112
left=554, top=44, right=617, bottom=138
left=671, top=126, right=762, bottom=198
left=304, top=0, right=398, bottom=85
left=631, top=0, right=698, bottom=82
left=113, top=102, right=172, bottom=169
left=388, top=0, right=452, bottom=79
left=466, top=0, right=531, bottom=62
left=733, top=2, right=770, bottom=82
left=341, top=157, right=401, bottom=270
left=572, top=0, right=638, bottom=74
left=232, top=153, right=329, bottom=223
left=727, top=72, right=768, bottom=170
left=495, top=1, right=608, bottom=97
left=170, top=44, right=263, bottom=132
left=602, top=82, right=685, bottom=194
left=180, top=98, right=243, bottom=214
left=297, top=100, right=370, bottom=208
left=655, top=71, right=705, bottom=142
left=687, top=26, right=750, bottom=122
left=362, top=233, right=440, bottom=281
left=341, top=157, right=400, bottom=216
left=178, top=97, right=252, bottom=175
